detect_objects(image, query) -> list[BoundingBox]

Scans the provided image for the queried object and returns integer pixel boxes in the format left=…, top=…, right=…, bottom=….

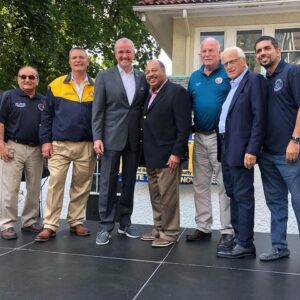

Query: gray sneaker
left=259, top=247, right=290, bottom=262
left=96, top=231, right=111, bottom=245
left=118, top=225, right=140, bottom=238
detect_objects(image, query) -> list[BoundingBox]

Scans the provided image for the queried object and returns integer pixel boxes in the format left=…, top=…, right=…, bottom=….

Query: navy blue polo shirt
left=264, top=60, right=300, bottom=155
left=0, top=88, right=45, bottom=144
left=188, top=64, right=230, bottom=131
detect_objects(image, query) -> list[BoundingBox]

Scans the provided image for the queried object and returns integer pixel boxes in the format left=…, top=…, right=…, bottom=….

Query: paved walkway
left=18, top=166, right=298, bottom=234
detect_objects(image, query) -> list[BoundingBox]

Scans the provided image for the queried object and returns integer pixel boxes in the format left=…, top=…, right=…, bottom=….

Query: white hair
left=221, top=46, right=246, bottom=60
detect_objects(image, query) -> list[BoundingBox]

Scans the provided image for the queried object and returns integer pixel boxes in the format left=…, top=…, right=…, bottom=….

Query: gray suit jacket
left=92, top=66, right=148, bottom=151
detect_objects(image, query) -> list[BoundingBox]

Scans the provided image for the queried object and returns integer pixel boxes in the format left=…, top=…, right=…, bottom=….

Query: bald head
left=200, top=37, right=221, bottom=72
left=145, top=60, right=167, bottom=91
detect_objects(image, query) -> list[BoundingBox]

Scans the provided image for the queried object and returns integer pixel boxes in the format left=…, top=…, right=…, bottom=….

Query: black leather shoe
left=217, top=234, right=235, bottom=251
left=217, top=244, right=256, bottom=258
left=186, top=229, right=211, bottom=241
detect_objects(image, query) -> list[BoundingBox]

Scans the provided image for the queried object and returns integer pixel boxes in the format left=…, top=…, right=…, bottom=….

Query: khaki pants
left=147, top=167, right=181, bottom=242
left=193, top=132, right=233, bottom=234
left=43, top=141, right=96, bottom=231
left=0, top=141, right=43, bottom=230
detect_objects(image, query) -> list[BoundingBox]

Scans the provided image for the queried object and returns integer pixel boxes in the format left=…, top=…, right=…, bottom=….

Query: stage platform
left=0, top=221, right=299, bottom=300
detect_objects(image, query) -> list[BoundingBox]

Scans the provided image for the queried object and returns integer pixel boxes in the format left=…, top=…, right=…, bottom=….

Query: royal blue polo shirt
left=264, top=60, right=300, bottom=155
left=188, top=63, right=230, bottom=131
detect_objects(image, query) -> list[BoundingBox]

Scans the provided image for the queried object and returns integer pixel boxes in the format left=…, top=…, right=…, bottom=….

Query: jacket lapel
left=112, top=66, right=130, bottom=106
left=145, top=81, right=168, bottom=113
left=228, top=70, right=249, bottom=114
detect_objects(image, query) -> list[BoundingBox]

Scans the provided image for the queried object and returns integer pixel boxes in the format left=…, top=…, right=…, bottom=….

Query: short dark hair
left=254, top=35, right=279, bottom=50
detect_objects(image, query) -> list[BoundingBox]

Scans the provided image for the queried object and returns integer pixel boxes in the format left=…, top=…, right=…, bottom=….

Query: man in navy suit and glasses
left=217, top=46, right=266, bottom=258
left=92, top=38, right=148, bottom=245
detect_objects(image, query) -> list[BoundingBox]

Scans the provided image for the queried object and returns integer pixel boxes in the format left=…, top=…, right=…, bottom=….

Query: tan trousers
left=43, top=141, right=96, bottom=231
left=147, top=167, right=180, bottom=242
left=0, top=141, right=43, bottom=230
left=193, top=132, right=233, bottom=234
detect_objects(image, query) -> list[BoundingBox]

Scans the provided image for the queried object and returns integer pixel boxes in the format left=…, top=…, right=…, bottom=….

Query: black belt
left=219, top=133, right=226, bottom=140
left=9, top=138, right=39, bottom=147
left=197, top=130, right=216, bottom=135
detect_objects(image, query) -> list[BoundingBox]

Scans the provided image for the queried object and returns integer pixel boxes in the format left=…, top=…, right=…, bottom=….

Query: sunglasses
left=18, top=75, right=38, bottom=80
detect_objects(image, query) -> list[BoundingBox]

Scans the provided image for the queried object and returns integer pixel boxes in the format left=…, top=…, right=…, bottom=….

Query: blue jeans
left=259, top=151, right=300, bottom=249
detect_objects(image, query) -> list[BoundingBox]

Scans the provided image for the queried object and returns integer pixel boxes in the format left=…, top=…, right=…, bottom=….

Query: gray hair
left=221, top=46, right=246, bottom=60
left=114, top=38, right=135, bottom=53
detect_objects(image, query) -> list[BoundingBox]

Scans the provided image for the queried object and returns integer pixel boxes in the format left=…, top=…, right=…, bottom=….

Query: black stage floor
left=0, top=221, right=299, bottom=300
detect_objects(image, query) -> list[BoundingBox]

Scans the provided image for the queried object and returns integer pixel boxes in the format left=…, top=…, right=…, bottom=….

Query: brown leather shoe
left=22, top=222, right=43, bottom=233
left=70, top=224, right=90, bottom=236
left=140, top=232, right=160, bottom=241
left=186, top=229, right=212, bottom=241
left=1, top=227, right=17, bottom=240
left=35, top=228, right=56, bottom=242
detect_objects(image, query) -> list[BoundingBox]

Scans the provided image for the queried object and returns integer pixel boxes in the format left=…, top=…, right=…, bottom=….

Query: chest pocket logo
left=15, top=103, right=26, bottom=108
left=38, top=104, right=45, bottom=111
left=274, top=79, right=283, bottom=92
left=215, top=77, right=223, bottom=84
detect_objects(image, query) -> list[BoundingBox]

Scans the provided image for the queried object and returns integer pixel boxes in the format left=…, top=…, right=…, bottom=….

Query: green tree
left=0, top=0, right=160, bottom=93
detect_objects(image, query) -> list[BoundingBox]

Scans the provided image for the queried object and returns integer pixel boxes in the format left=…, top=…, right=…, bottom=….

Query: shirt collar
left=199, top=62, right=222, bottom=75
left=117, top=64, right=134, bottom=74
left=230, top=68, right=248, bottom=88
left=149, top=79, right=168, bottom=95
left=71, top=73, right=88, bottom=83
left=266, top=59, right=286, bottom=79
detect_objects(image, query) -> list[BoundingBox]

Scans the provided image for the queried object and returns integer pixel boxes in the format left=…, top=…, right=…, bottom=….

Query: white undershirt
left=118, top=65, right=136, bottom=105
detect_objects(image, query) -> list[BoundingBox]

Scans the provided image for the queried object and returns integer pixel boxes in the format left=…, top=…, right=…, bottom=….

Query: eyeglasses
left=18, top=75, right=38, bottom=80
left=223, top=57, right=241, bottom=68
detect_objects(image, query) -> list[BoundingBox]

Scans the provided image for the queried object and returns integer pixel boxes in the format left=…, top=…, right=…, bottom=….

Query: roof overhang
left=133, top=0, right=300, bottom=58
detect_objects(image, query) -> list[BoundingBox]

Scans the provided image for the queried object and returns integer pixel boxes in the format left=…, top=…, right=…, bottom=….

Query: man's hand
left=42, top=143, right=54, bottom=159
left=244, top=153, right=256, bottom=169
left=166, top=154, right=180, bottom=173
left=286, top=140, right=300, bottom=163
left=0, top=141, right=13, bottom=162
left=94, top=140, right=104, bottom=159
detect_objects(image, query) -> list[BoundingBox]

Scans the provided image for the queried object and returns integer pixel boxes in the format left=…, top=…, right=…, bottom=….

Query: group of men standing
left=0, top=35, right=299, bottom=262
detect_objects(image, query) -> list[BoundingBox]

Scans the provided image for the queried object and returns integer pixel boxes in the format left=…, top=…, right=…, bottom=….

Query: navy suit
left=220, top=70, right=266, bottom=248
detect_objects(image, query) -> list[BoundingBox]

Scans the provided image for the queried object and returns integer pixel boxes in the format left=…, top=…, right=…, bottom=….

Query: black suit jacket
left=220, top=70, right=267, bottom=167
left=142, top=80, right=192, bottom=168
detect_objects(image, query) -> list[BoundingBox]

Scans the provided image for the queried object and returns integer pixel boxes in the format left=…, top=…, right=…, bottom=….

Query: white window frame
left=193, top=23, right=300, bottom=70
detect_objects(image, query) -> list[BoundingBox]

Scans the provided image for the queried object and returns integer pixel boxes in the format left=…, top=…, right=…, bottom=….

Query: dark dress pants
left=221, top=142, right=255, bottom=248
left=98, top=142, right=139, bottom=232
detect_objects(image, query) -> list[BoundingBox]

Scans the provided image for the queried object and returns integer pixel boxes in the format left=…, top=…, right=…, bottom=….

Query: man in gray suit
left=92, top=38, right=148, bottom=245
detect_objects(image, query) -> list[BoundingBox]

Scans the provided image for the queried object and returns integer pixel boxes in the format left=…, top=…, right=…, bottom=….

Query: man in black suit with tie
left=140, top=60, right=191, bottom=247
left=216, top=47, right=266, bottom=258
left=92, top=38, right=148, bottom=245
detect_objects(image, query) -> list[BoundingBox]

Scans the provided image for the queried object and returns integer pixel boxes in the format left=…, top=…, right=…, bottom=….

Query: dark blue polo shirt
left=0, top=88, right=45, bottom=144
left=188, top=64, right=230, bottom=131
left=264, top=60, right=300, bottom=155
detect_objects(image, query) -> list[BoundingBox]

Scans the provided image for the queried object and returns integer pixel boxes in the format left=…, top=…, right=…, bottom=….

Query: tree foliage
left=0, top=0, right=160, bottom=92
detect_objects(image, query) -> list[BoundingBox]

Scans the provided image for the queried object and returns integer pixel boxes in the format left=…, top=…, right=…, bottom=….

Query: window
left=237, top=30, right=262, bottom=72
left=200, top=32, right=224, bottom=49
left=275, top=28, right=300, bottom=64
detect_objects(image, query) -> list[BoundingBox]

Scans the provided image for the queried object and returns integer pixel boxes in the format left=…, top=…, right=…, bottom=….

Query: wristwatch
left=291, top=136, right=300, bottom=144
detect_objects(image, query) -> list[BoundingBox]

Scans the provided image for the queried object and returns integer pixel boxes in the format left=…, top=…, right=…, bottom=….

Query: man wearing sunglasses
left=0, top=66, right=44, bottom=240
